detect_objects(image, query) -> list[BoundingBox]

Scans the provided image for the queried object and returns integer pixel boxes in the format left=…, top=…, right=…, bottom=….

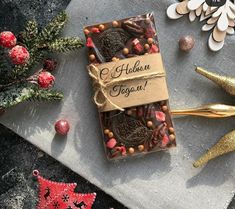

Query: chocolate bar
left=84, top=13, right=176, bottom=160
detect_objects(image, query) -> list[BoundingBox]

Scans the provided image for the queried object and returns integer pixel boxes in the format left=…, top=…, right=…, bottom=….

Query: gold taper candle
left=196, top=67, right=235, bottom=96
left=193, top=130, right=235, bottom=168
left=171, top=103, right=235, bottom=118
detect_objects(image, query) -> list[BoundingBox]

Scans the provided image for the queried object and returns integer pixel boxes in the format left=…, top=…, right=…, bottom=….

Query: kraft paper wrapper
left=88, top=53, right=169, bottom=112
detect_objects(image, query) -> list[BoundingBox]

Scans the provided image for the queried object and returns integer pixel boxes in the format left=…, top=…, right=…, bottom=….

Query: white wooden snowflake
left=166, top=0, right=235, bottom=51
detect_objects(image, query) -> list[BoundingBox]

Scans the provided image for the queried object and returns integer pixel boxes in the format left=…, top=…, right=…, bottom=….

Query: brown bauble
left=179, top=35, right=195, bottom=52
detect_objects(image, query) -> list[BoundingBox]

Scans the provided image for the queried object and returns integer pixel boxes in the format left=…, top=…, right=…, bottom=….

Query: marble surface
left=1, top=0, right=235, bottom=208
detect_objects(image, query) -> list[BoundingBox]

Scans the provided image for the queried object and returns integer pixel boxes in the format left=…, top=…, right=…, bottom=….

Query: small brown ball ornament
left=179, top=35, right=195, bottom=52
left=55, top=119, right=70, bottom=136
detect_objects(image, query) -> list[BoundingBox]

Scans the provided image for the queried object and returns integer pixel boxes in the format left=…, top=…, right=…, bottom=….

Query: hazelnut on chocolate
left=99, top=24, right=105, bottom=31
left=84, top=29, right=90, bottom=35
left=147, top=38, right=154, bottom=44
left=89, top=54, right=96, bottom=61
left=123, top=48, right=129, bottom=55
left=138, top=145, right=145, bottom=152
left=144, top=44, right=150, bottom=50
left=129, top=147, right=135, bottom=154
left=169, top=134, right=175, bottom=141
left=112, top=21, right=119, bottom=27
left=147, top=121, right=153, bottom=127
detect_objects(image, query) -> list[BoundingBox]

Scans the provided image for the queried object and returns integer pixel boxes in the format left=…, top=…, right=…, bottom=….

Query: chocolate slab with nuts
left=84, top=13, right=176, bottom=160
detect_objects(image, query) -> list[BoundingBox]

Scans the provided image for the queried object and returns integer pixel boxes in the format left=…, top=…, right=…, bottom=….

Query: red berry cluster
left=37, top=59, right=57, bottom=89
left=0, top=31, right=30, bottom=65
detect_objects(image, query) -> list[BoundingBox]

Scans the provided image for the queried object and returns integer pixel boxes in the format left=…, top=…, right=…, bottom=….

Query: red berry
left=0, top=31, right=17, bottom=48
left=38, top=71, right=55, bottom=89
left=8, top=45, right=30, bottom=65
left=43, top=58, right=57, bottom=71
left=86, top=37, right=94, bottom=48
left=55, top=119, right=70, bottom=135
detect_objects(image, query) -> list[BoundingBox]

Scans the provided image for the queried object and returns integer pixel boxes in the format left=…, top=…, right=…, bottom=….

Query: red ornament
left=38, top=71, right=55, bottom=89
left=55, top=119, right=70, bottom=135
left=8, top=45, right=30, bottom=65
left=91, top=27, right=100, bottom=33
left=43, top=58, right=57, bottom=71
left=155, top=111, right=166, bottom=122
left=149, top=44, right=159, bottom=53
left=0, top=31, right=17, bottom=48
left=145, top=27, right=156, bottom=38
left=86, top=37, right=94, bottom=48
left=32, top=170, right=96, bottom=209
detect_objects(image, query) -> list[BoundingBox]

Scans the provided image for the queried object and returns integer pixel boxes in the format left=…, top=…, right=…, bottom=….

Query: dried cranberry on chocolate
left=86, top=37, right=94, bottom=48
left=145, top=27, right=156, bottom=38
left=91, top=27, right=100, bottom=33
left=132, top=38, right=144, bottom=55
left=149, top=44, right=159, bottom=53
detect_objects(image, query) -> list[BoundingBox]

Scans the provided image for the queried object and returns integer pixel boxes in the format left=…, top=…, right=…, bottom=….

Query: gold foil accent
left=171, top=103, right=235, bottom=118
left=196, top=67, right=235, bottom=96
left=193, top=130, right=235, bottom=167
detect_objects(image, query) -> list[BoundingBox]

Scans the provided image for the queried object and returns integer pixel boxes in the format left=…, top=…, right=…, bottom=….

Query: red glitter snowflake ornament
left=33, top=170, right=96, bottom=209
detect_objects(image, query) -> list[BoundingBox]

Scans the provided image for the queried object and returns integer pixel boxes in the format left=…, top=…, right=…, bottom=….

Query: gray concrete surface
left=0, top=0, right=235, bottom=209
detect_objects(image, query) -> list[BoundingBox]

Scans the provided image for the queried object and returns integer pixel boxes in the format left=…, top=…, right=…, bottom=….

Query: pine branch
left=38, top=11, right=68, bottom=43
left=9, top=49, right=46, bottom=80
left=29, top=88, right=63, bottom=101
left=47, top=37, right=84, bottom=52
left=20, top=20, right=38, bottom=46
left=0, top=85, right=63, bottom=109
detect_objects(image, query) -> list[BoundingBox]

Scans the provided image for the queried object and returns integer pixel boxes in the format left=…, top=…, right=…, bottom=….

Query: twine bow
left=88, top=64, right=166, bottom=112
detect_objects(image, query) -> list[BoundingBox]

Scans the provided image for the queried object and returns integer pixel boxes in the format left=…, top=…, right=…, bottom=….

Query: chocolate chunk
left=122, top=20, right=144, bottom=37
left=95, top=28, right=130, bottom=61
